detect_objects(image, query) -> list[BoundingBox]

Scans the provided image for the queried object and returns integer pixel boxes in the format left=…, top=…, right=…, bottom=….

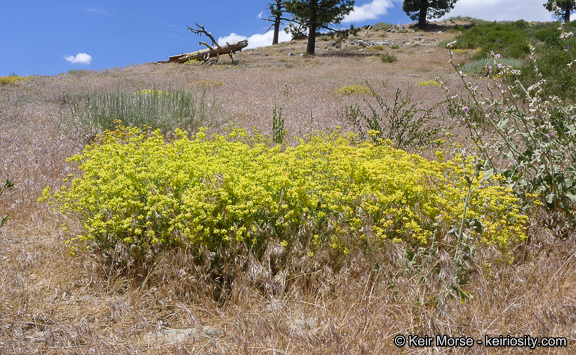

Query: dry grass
left=1, top=23, right=575, bottom=353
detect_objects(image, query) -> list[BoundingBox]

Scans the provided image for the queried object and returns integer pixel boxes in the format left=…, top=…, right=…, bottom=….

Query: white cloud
left=64, top=53, right=92, bottom=65
left=218, top=29, right=292, bottom=49
left=258, top=11, right=264, bottom=19
left=218, top=33, right=247, bottom=44
left=441, top=0, right=555, bottom=22
left=342, top=0, right=394, bottom=23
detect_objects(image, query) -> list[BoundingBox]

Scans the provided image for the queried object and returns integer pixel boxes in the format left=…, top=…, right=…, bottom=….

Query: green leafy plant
left=67, top=69, right=90, bottom=76
left=520, top=36, right=576, bottom=102
left=460, top=57, right=524, bottom=76
left=448, top=21, right=531, bottom=59
left=64, top=86, right=222, bottom=133
left=272, top=104, right=286, bottom=145
left=442, top=29, right=576, bottom=226
left=367, top=45, right=385, bottom=52
left=345, top=82, right=446, bottom=152
left=0, top=180, right=14, bottom=228
left=372, top=22, right=392, bottom=31
left=381, top=52, right=398, bottom=63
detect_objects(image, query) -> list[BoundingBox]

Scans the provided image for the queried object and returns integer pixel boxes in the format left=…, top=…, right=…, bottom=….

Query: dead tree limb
left=187, top=22, right=222, bottom=50
left=158, top=40, right=248, bottom=64
left=158, top=22, right=247, bottom=64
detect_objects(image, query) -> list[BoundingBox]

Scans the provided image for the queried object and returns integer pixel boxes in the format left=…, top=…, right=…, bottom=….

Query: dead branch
left=157, top=40, right=248, bottom=64
left=187, top=22, right=222, bottom=49
left=158, top=23, right=248, bottom=65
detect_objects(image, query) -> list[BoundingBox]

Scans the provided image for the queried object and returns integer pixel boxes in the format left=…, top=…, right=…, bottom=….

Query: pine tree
left=263, top=1, right=287, bottom=45
left=284, top=0, right=355, bottom=55
left=544, top=0, right=576, bottom=22
left=402, top=0, right=458, bottom=29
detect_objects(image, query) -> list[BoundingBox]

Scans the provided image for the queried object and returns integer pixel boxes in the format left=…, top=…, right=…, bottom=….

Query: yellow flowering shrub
left=0, top=75, right=29, bottom=86
left=138, top=89, right=171, bottom=97
left=39, top=126, right=528, bottom=269
left=184, top=59, right=201, bottom=65
left=190, top=80, right=223, bottom=87
left=337, top=85, right=371, bottom=95
left=418, top=80, right=441, bottom=87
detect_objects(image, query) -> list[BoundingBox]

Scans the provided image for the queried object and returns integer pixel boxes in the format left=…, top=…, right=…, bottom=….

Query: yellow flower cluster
left=138, top=89, right=171, bottom=97
left=337, top=85, right=371, bottom=95
left=0, top=75, right=29, bottom=86
left=190, top=80, right=223, bottom=87
left=39, top=126, right=528, bottom=264
left=418, top=80, right=441, bottom=87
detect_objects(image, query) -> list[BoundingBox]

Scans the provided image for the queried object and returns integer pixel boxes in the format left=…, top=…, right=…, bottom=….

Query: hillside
left=1, top=20, right=575, bottom=353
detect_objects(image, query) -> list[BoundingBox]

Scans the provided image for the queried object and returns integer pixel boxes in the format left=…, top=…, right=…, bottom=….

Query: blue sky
left=0, top=0, right=559, bottom=77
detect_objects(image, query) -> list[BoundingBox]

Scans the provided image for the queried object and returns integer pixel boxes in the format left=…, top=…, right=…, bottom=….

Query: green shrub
left=367, top=45, right=385, bottom=51
left=372, top=22, right=392, bottom=31
left=40, top=126, right=527, bottom=275
left=381, top=52, right=398, bottom=63
left=460, top=57, right=524, bottom=76
left=346, top=83, right=446, bottom=152
left=449, top=22, right=530, bottom=59
left=511, top=19, right=529, bottom=30
left=520, top=39, right=576, bottom=102
left=447, top=25, right=467, bottom=34
left=63, top=86, right=222, bottom=133
left=443, top=33, right=576, bottom=222
left=272, top=104, right=286, bottom=145
left=447, top=16, right=489, bottom=26
left=67, top=69, right=90, bottom=76
left=532, top=22, right=576, bottom=43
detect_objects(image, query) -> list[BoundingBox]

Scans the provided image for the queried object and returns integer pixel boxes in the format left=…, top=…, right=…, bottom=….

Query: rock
left=350, top=39, right=371, bottom=47
left=288, top=317, right=320, bottom=332
left=24, top=331, right=46, bottom=343
left=424, top=50, right=433, bottom=53
left=144, top=326, right=220, bottom=344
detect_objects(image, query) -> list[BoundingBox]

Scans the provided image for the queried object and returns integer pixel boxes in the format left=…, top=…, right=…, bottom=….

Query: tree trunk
left=273, top=16, right=281, bottom=45
left=307, top=20, right=317, bottom=55
left=565, top=8, right=571, bottom=22
left=418, top=2, right=428, bottom=29
left=271, top=0, right=283, bottom=45
left=306, top=0, right=318, bottom=55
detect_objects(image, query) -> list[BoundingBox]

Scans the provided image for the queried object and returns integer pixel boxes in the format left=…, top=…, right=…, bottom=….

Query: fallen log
left=159, top=40, right=248, bottom=64
left=158, top=23, right=248, bottom=64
